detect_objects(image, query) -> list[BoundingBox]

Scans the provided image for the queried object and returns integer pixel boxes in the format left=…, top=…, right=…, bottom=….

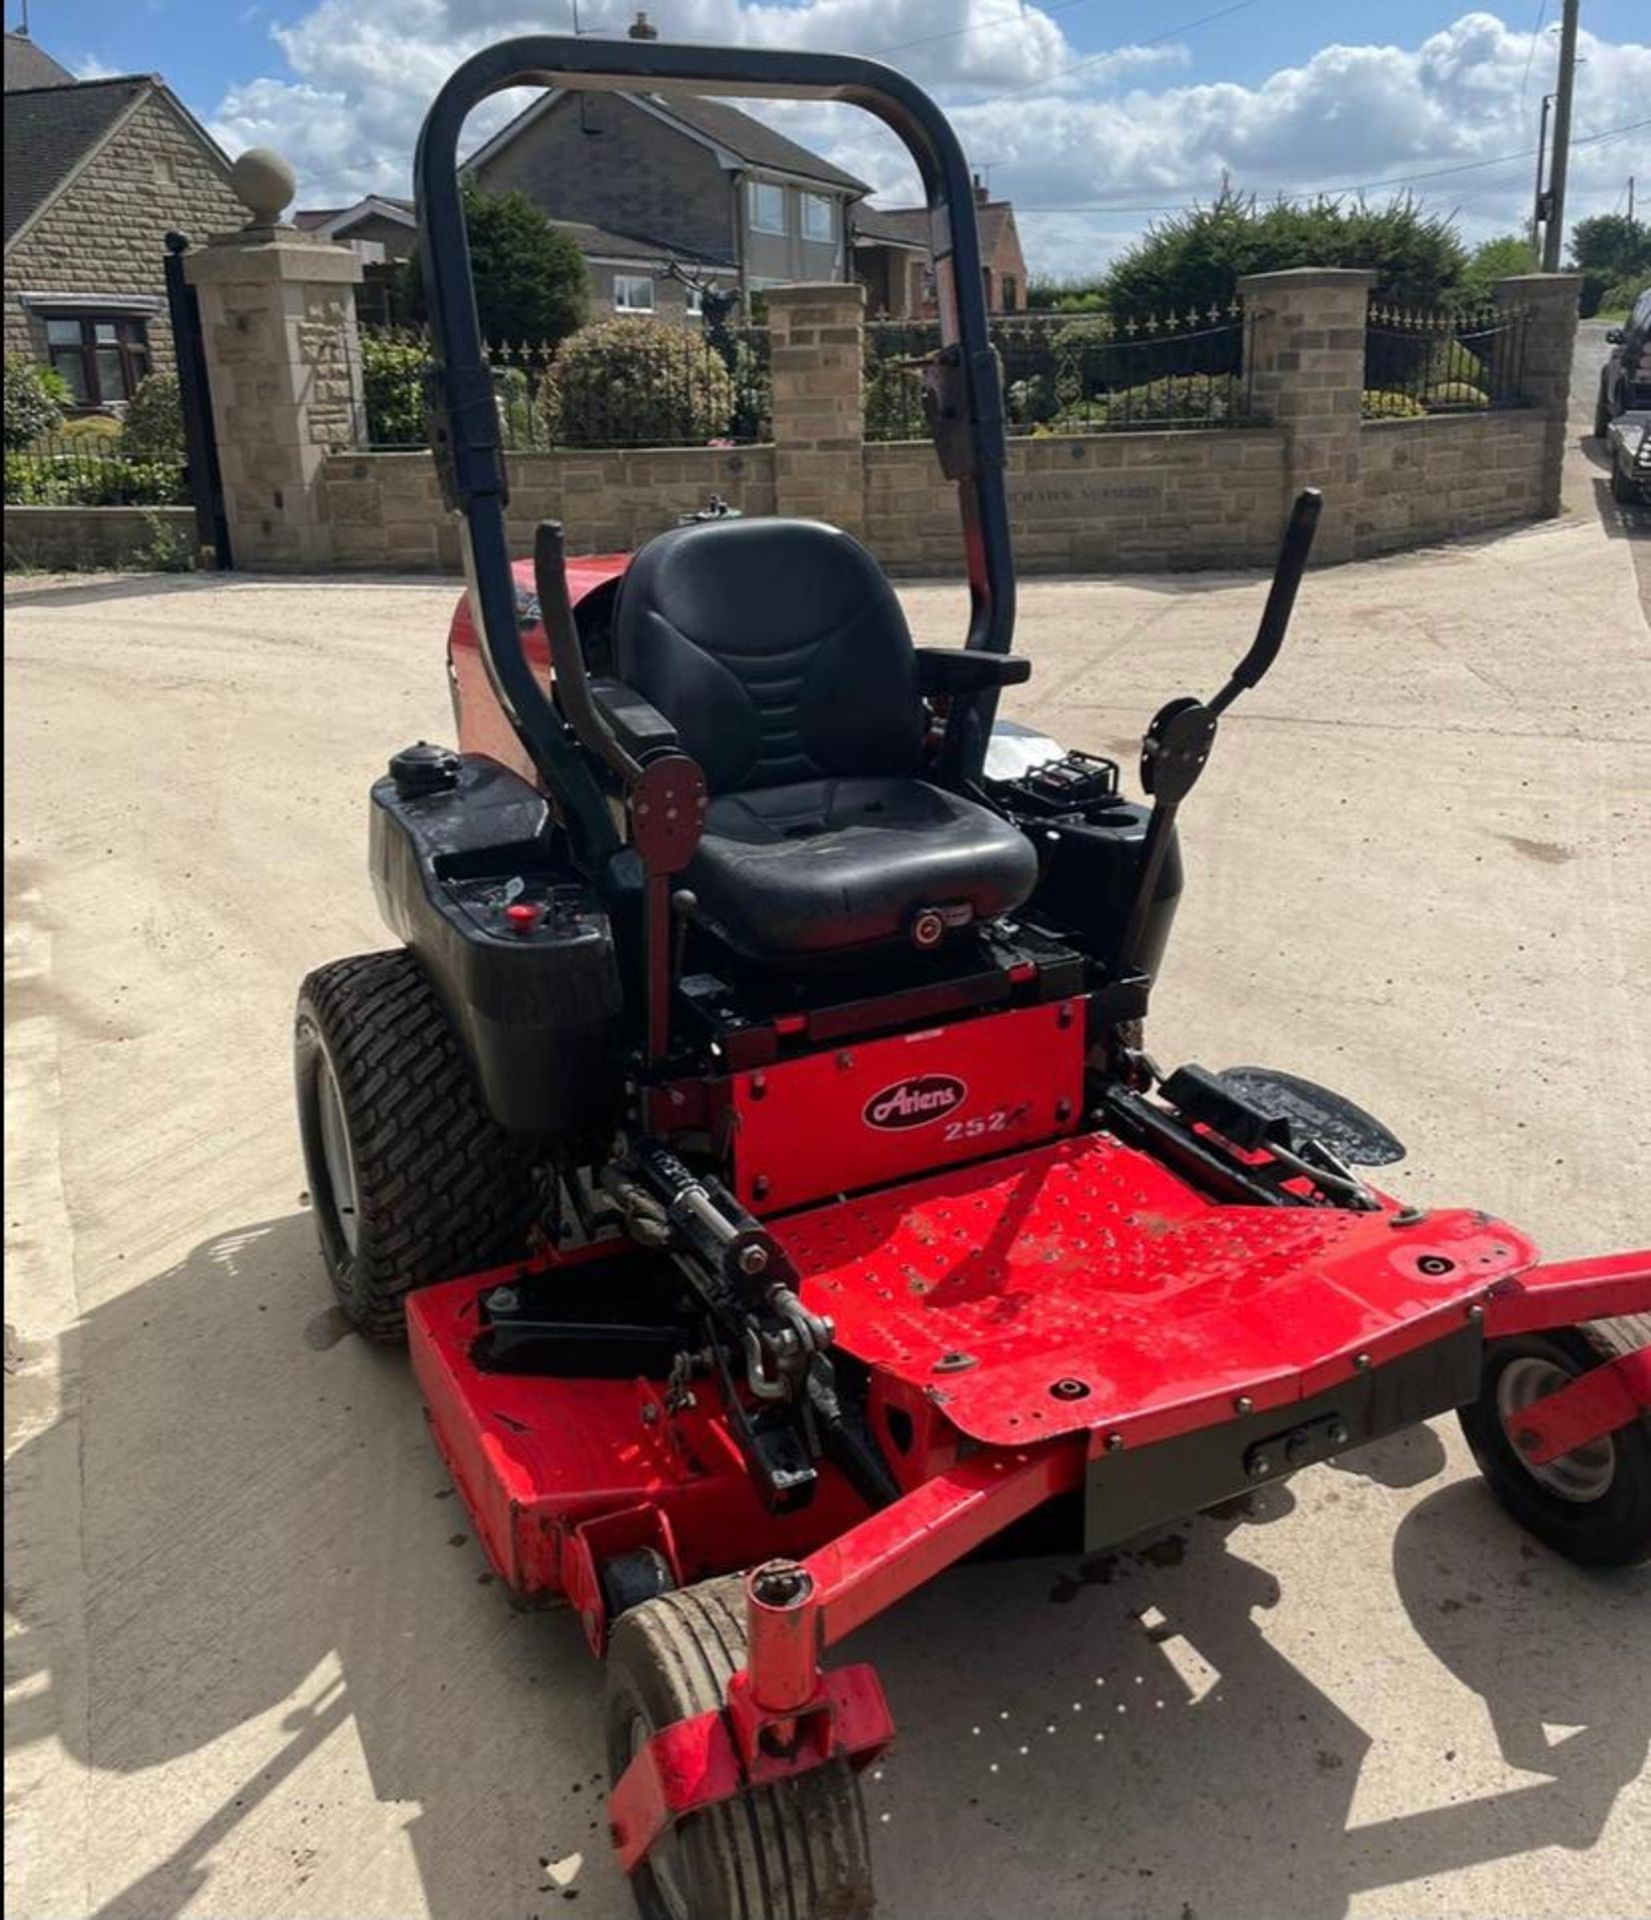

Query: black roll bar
left=413, top=36, right=1015, bottom=853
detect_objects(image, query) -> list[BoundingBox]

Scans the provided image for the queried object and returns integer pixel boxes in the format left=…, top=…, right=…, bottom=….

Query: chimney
left=629, top=10, right=659, bottom=37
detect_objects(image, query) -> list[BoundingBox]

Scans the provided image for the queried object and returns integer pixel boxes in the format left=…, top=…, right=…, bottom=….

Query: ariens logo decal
left=863, top=1075, right=967, bottom=1131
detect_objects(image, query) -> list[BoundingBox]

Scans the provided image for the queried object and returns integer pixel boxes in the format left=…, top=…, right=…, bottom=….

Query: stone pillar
left=1238, top=266, right=1375, bottom=565
left=185, top=149, right=364, bottom=570
left=1494, top=272, right=1582, bottom=519
left=765, top=282, right=865, bottom=537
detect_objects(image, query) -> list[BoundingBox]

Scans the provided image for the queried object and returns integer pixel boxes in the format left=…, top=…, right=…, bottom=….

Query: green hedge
left=4, top=448, right=187, bottom=506
left=551, top=318, right=734, bottom=448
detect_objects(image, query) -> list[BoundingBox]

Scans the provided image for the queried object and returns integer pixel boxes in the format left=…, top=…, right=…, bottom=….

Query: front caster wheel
left=607, top=1576, right=875, bottom=1920
left=1458, top=1318, right=1651, bottom=1568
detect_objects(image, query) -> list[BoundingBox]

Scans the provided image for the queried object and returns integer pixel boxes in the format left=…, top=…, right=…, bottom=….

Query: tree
left=1460, top=233, right=1539, bottom=301
left=4, top=355, right=68, bottom=450
left=120, top=372, right=185, bottom=458
left=405, top=184, right=590, bottom=345
left=1101, top=189, right=1469, bottom=318
left=1568, top=214, right=1651, bottom=318
left=1569, top=214, right=1651, bottom=280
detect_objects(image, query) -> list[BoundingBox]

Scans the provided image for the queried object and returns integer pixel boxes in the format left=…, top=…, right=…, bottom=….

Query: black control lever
left=1208, top=488, right=1322, bottom=716
left=1117, top=489, right=1321, bottom=978
left=534, top=519, right=641, bottom=784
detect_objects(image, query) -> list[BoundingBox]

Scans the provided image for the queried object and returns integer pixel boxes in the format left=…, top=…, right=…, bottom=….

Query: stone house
left=296, top=193, right=731, bottom=327
left=463, top=84, right=867, bottom=315
left=853, top=180, right=1031, bottom=318
left=4, top=37, right=244, bottom=404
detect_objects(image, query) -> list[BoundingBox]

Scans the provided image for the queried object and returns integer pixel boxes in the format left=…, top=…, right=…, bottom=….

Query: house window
left=684, top=285, right=705, bottom=318
left=749, top=181, right=788, bottom=234
left=613, top=274, right=655, bottom=314
left=44, top=313, right=152, bottom=406
left=801, top=192, right=834, bottom=242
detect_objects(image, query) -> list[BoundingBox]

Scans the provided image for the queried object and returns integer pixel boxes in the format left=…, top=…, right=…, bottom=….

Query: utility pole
left=1541, top=0, right=1580, bottom=272
left=1630, top=175, right=1637, bottom=226
left=1530, top=92, right=1554, bottom=257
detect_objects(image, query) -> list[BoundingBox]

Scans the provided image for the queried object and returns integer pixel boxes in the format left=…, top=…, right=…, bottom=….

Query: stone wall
left=318, top=445, right=778, bottom=570
left=307, top=411, right=1551, bottom=576
left=1355, top=410, right=1549, bottom=555
left=3, top=505, right=195, bottom=571
left=177, top=240, right=1582, bottom=577
left=3, top=89, right=245, bottom=370
left=867, top=430, right=1288, bottom=576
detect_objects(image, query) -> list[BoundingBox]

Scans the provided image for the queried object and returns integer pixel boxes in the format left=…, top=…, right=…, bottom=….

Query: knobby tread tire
left=1459, top=1313, right=1651, bottom=1569
left=608, top=1576, right=875, bottom=1920
left=295, top=948, right=539, bottom=1343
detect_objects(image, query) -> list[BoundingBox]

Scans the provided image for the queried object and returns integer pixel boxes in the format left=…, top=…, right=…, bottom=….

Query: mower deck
left=783, top=1133, right=1539, bottom=1446
left=409, top=1127, right=1543, bottom=1601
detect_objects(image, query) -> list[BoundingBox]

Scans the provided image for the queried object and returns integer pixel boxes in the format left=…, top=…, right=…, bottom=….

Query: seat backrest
left=613, top=517, right=925, bottom=794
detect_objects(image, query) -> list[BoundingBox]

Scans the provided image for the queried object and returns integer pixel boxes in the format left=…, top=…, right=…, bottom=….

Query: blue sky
left=17, top=1, right=1650, bottom=274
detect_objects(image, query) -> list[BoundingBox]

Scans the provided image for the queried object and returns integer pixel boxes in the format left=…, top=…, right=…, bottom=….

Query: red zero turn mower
left=294, top=36, right=1651, bottom=1920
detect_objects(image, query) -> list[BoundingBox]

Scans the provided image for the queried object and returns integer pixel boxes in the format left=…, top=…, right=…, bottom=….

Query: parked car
left=1605, top=409, right=1651, bottom=507
left=1594, top=287, right=1651, bottom=435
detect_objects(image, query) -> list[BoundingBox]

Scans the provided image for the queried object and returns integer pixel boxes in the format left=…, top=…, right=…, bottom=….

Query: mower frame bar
left=1480, top=1249, right=1651, bottom=1335
left=413, top=36, right=1016, bottom=855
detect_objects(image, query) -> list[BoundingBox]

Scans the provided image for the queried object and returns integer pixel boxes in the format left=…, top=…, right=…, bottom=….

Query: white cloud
left=208, top=4, right=1650, bottom=275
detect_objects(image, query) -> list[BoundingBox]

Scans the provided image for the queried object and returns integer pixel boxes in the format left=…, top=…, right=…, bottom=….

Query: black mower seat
left=613, top=516, right=1036, bottom=962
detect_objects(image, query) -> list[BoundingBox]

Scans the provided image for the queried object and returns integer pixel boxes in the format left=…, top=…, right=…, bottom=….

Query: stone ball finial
left=231, top=148, right=296, bottom=226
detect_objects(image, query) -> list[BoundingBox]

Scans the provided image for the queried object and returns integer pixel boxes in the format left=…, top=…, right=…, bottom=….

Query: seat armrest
left=589, top=678, right=679, bottom=761
left=914, top=648, right=1031, bottom=696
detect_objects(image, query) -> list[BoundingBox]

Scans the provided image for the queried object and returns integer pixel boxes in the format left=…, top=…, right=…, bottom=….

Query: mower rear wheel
left=294, top=949, right=540, bottom=1343
left=1459, top=1317, right=1651, bottom=1568
left=607, top=1575, right=875, bottom=1920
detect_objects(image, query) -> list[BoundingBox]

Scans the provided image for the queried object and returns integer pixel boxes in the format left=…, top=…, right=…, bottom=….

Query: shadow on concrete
left=1587, top=473, right=1651, bottom=545
left=1, top=573, right=231, bottom=611
left=5, top=1216, right=1645, bottom=1920
left=4, top=1212, right=612, bottom=1920
left=1, top=570, right=454, bottom=611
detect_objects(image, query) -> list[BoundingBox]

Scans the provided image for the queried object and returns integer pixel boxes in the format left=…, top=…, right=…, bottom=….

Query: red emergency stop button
left=505, top=902, right=540, bottom=935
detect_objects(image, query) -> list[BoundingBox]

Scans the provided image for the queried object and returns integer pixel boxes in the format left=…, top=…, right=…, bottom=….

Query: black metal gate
left=163, top=231, right=232, bottom=568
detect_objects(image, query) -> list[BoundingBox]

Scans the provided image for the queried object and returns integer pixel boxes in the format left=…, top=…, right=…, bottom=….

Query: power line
left=875, top=0, right=1097, bottom=59
left=989, top=0, right=1263, bottom=100
left=1518, top=0, right=1549, bottom=108
left=1005, top=115, right=1651, bottom=216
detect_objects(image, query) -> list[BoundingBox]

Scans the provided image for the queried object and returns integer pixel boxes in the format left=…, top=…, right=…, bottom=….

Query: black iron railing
left=357, top=322, right=771, bottom=450
left=1363, top=302, right=1528, bottom=418
left=866, top=306, right=1253, bottom=441
left=3, top=430, right=188, bottom=506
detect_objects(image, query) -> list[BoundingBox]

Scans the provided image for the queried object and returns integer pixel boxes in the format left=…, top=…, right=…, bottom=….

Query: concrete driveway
left=6, top=361, right=1648, bottom=1920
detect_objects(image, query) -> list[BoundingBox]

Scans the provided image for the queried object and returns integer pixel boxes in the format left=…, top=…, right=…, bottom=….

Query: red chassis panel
left=407, top=1259, right=868, bottom=1601
left=728, top=998, right=1084, bottom=1213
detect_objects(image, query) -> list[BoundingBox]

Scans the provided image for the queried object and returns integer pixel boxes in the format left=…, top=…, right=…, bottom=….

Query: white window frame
left=801, top=191, right=835, bottom=243
left=684, top=284, right=705, bottom=317
left=613, top=273, right=655, bottom=314
left=748, top=180, right=788, bottom=235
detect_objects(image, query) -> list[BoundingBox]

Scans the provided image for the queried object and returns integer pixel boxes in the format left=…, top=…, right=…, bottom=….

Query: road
left=6, top=337, right=1648, bottom=1920
left=1570, top=319, right=1651, bottom=611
